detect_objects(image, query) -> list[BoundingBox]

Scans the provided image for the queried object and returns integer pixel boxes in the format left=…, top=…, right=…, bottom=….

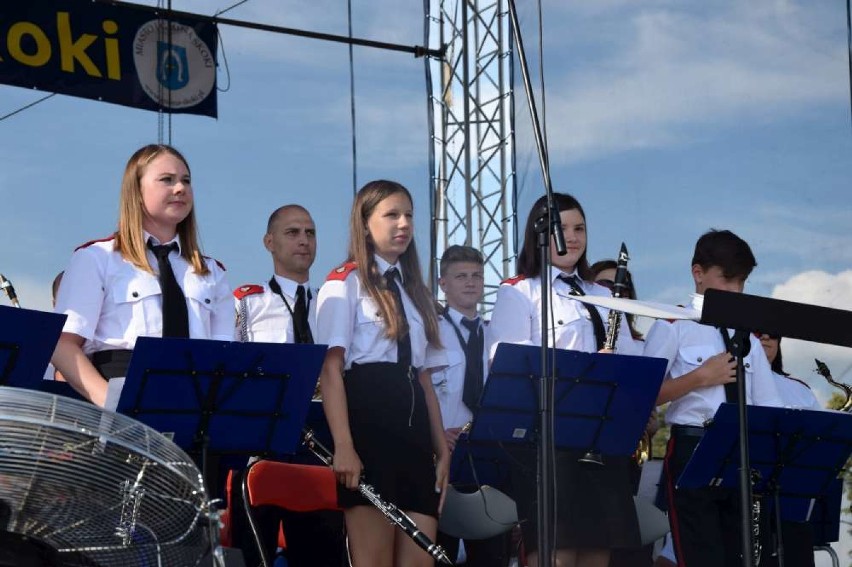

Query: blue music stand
left=116, top=337, right=326, bottom=465
left=678, top=403, right=852, bottom=562
left=809, top=477, right=842, bottom=546
left=469, top=343, right=666, bottom=457
left=0, top=305, right=65, bottom=388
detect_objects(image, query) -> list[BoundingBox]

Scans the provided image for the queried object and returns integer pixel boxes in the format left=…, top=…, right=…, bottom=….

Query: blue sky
left=1, top=0, right=851, bottom=558
left=2, top=3, right=851, bottom=404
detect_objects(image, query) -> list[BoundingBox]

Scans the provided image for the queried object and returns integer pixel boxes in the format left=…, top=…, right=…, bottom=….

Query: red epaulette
left=74, top=234, right=115, bottom=252
left=501, top=274, right=526, bottom=286
left=327, top=262, right=357, bottom=281
left=784, top=375, right=812, bottom=390
left=233, top=284, right=264, bottom=300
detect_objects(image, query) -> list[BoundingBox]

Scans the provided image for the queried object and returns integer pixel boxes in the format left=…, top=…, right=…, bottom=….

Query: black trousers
left=665, top=427, right=745, bottom=567
left=228, top=468, right=347, bottom=567
left=759, top=520, right=815, bottom=567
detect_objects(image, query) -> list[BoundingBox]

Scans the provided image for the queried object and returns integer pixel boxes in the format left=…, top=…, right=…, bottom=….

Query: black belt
left=350, top=361, right=420, bottom=375
left=90, top=349, right=133, bottom=380
left=670, top=424, right=705, bottom=439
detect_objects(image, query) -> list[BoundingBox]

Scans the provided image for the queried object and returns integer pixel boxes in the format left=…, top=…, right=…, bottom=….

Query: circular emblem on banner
left=133, top=19, right=215, bottom=109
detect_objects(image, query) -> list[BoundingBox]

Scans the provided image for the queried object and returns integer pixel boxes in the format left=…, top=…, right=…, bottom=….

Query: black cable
left=0, top=93, right=56, bottom=123
left=208, top=0, right=238, bottom=101
left=213, top=0, right=250, bottom=95
left=847, top=0, right=852, bottom=135
left=167, top=0, right=173, bottom=145
left=157, top=0, right=165, bottom=143
left=347, top=0, right=358, bottom=196
left=216, top=26, right=233, bottom=92
left=536, top=0, right=548, bottom=160
left=423, top=0, right=439, bottom=291
left=214, top=0, right=251, bottom=17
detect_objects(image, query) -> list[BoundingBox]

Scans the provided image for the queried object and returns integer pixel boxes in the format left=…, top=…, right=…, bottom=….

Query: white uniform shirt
left=55, top=233, right=233, bottom=354
left=316, top=256, right=445, bottom=371
left=773, top=372, right=822, bottom=410
left=430, top=307, right=492, bottom=429
left=643, top=293, right=783, bottom=426
left=488, top=266, right=642, bottom=357
left=235, top=275, right=317, bottom=343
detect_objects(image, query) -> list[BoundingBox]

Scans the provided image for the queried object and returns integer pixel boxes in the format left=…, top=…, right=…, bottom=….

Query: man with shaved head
left=234, top=205, right=318, bottom=343
left=230, top=204, right=346, bottom=566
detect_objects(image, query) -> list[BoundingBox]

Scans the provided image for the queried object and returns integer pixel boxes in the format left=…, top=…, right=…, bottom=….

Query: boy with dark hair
left=643, top=229, right=782, bottom=567
left=433, top=245, right=511, bottom=566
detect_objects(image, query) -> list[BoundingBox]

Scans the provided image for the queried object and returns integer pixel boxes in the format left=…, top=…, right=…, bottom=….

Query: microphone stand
left=729, top=329, right=757, bottom=567
left=507, top=1, right=564, bottom=564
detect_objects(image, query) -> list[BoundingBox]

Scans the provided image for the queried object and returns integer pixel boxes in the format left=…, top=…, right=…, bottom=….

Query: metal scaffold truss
left=428, top=0, right=516, bottom=309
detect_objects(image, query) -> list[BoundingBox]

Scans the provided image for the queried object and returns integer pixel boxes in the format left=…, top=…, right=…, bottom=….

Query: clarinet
left=0, top=274, right=21, bottom=307
left=601, top=245, right=651, bottom=464
left=602, top=243, right=629, bottom=351
left=302, top=429, right=454, bottom=565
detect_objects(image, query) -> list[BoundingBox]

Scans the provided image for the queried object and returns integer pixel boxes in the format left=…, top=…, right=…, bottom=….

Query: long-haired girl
left=316, top=180, right=449, bottom=567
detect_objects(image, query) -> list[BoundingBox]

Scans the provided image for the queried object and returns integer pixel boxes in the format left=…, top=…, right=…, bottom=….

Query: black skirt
left=337, top=362, right=439, bottom=518
left=509, top=448, right=640, bottom=551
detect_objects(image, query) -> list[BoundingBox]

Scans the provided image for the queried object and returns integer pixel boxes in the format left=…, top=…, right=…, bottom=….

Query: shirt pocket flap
left=681, top=345, right=719, bottom=367
left=114, top=275, right=160, bottom=304
left=183, top=278, right=217, bottom=311
left=355, top=296, right=383, bottom=325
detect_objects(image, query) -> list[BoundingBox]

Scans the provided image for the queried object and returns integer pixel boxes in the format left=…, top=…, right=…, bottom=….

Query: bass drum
left=0, top=386, right=218, bottom=566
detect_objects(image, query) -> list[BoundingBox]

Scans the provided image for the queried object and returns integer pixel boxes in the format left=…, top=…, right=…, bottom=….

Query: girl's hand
left=435, top=451, right=451, bottom=513
left=444, top=427, right=463, bottom=452
left=332, top=444, right=363, bottom=490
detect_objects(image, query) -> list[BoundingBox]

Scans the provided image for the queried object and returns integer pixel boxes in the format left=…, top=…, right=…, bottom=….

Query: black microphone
left=0, top=274, right=20, bottom=307
left=549, top=204, right=567, bottom=256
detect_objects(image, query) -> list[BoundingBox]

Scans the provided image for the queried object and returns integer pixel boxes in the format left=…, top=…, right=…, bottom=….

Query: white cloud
left=770, top=270, right=852, bottom=409
left=539, top=1, right=847, bottom=161
left=772, top=270, right=852, bottom=311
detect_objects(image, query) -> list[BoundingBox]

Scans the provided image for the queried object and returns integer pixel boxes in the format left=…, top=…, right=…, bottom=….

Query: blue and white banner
left=0, top=1, right=218, bottom=117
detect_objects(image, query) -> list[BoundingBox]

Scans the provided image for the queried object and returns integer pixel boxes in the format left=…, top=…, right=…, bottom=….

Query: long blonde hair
left=114, top=144, right=209, bottom=275
left=347, top=180, right=441, bottom=347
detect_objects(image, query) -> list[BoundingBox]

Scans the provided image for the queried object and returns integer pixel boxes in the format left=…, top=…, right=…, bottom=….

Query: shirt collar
left=690, top=293, right=704, bottom=311
left=374, top=254, right=404, bottom=284
left=446, top=306, right=478, bottom=326
left=551, top=266, right=580, bottom=286
left=273, top=274, right=310, bottom=299
left=144, top=231, right=181, bottom=254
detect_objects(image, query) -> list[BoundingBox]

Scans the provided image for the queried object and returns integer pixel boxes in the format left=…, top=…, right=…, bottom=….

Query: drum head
left=0, top=387, right=214, bottom=566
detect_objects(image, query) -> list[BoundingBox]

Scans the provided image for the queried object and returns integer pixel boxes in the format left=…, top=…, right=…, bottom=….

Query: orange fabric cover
left=220, top=469, right=235, bottom=547
left=246, top=461, right=341, bottom=512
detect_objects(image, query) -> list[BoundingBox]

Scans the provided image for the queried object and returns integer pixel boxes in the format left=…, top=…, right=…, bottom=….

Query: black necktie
left=385, top=268, right=412, bottom=369
left=147, top=240, right=189, bottom=338
left=293, top=284, right=314, bottom=344
left=461, top=317, right=484, bottom=411
left=718, top=328, right=739, bottom=403
left=560, top=274, right=606, bottom=351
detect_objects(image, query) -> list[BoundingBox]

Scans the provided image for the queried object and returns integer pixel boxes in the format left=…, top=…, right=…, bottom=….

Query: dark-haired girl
left=489, top=192, right=641, bottom=567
